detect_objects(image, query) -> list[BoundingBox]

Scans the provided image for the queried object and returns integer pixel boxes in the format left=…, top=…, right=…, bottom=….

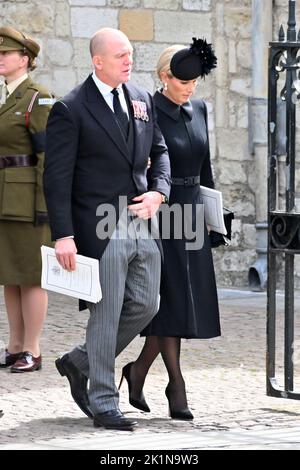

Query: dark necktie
left=111, top=88, right=129, bottom=137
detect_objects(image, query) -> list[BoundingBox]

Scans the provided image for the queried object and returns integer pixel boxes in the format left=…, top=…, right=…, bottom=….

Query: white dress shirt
left=92, top=71, right=129, bottom=118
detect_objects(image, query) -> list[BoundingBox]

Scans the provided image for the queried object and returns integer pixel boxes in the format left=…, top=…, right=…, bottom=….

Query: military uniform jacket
left=0, top=76, right=53, bottom=222
left=0, top=76, right=53, bottom=286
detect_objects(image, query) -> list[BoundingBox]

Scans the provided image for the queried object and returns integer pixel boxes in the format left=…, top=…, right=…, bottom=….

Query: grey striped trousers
left=69, top=229, right=161, bottom=414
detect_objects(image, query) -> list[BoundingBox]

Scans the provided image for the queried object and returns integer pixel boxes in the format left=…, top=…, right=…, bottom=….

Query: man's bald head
left=90, top=27, right=133, bottom=87
left=90, top=28, right=130, bottom=57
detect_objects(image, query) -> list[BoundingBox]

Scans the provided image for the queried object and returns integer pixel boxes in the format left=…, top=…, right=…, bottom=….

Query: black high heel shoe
left=165, top=384, right=194, bottom=421
left=118, top=362, right=150, bottom=413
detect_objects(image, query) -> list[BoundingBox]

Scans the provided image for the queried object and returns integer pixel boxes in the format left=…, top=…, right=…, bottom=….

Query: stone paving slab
left=1, top=288, right=300, bottom=450
left=1, top=426, right=300, bottom=450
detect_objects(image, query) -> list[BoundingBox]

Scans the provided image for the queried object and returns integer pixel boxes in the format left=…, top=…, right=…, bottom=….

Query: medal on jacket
left=132, top=99, right=149, bottom=122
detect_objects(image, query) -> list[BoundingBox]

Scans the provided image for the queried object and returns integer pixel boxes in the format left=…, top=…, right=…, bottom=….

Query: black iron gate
left=267, top=0, right=300, bottom=399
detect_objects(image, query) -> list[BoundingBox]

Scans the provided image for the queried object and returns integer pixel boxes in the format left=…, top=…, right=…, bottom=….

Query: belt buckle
left=184, top=177, right=192, bottom=186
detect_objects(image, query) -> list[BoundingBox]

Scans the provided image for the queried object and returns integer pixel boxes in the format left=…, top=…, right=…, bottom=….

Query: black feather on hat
left=170, top=37, right=217, bottom=80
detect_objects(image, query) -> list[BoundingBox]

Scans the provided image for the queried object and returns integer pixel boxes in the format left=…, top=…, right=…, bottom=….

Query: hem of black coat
left=140, top=332, right=221, bottom=339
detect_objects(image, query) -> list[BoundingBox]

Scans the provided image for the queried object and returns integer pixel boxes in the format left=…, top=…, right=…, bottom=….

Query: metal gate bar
left=267, top=0, right=300, bottom=400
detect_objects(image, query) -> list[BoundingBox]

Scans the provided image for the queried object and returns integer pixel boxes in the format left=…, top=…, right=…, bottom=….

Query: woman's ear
left=20, top=54, right=29, bottom=69
left=160, top=71, right=168, bottom=83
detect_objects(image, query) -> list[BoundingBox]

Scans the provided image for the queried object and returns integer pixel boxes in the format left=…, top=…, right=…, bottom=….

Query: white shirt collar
left=92, top=71, right=123, bottom=96
left=91, top=71, right=128, bottom=116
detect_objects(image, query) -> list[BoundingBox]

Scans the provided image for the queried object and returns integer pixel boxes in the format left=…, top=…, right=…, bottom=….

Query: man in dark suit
left=44, top=28, right=170, bottom=431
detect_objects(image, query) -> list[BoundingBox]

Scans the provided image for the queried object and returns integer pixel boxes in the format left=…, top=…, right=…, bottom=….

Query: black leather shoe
left=0, top=349, right=23, bottom=368
left=55, top=353, right=93, bottom=419
left=118, top=362, right=150, bottom=412
left=94, top=409, right=137, bottom=431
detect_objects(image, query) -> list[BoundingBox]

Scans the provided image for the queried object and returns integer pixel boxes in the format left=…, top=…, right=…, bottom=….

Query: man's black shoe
left=55, top=353, right=93, bottom=419
left=93, top=409, right=137, bottom=431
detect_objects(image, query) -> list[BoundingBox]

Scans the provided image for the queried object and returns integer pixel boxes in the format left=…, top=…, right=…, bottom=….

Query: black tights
left=130, top=336, right=188, bottom=411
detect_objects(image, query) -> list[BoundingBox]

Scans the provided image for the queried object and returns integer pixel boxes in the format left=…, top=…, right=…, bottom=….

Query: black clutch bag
left=209, top=208, right=234, bottom=248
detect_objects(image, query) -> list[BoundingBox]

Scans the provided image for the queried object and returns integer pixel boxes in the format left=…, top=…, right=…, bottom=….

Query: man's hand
left=128, top=191, right=164, bottom=219
left=55, top=238, right=77, bottom=271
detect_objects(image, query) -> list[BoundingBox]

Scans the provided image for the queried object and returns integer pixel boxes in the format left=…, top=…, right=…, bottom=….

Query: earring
left=163, top=82, right=168, bottom=91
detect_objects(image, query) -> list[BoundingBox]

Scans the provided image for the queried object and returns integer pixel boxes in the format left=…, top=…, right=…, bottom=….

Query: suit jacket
left=44, top=75, right=170, bottom=260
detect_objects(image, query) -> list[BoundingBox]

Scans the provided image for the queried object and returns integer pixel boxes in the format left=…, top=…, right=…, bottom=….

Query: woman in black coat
left=119, top=39, right=220, bottom=419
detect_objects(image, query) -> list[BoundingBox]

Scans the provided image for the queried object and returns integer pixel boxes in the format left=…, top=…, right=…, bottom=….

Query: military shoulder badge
left=38, top=98, right=56, bottom=106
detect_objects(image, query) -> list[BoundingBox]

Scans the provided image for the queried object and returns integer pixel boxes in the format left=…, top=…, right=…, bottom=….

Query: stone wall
left=1, top=0, right=295, bottom=288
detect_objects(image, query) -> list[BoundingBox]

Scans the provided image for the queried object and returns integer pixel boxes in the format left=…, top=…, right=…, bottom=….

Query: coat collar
left=83, top=75, right=147, bottom=165
left=0, top=76, right=33, bottom=117
left=153, top=90, right=193, bottom=121
left=123, top=82, right=150, bottom=166
left=83, top=75, right=130, bottom=162
left=6, top=73, right=28, bottom=96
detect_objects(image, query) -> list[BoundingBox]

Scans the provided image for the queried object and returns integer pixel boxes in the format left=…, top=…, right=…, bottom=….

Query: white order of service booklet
left=41, top=245, right=102, bottom=303
left=200, top=186, right=227, bottom=235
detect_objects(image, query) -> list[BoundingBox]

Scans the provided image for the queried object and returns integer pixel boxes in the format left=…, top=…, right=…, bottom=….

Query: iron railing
left=267, top=0, right=300, bottom=399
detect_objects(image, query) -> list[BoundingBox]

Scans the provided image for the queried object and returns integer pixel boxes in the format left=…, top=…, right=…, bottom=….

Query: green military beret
left=0, top=26, right=40, bottom=59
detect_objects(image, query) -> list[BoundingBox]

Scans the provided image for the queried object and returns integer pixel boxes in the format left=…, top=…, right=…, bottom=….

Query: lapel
left=181, top=102, right=199, bottom=157
left=83, top=75, right=132, bottom=164
left=0, top=77, right=32, bottom=117
left=123, top=83, right=148, bottom=166
left=182, top=100, right=207, bottom=154
left=153, top=90, right=193, bottom=121
left=153, top=91, right=199, bottom=155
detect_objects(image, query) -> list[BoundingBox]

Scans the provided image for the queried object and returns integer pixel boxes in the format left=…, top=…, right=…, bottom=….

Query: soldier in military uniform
left=0, top=27, right=54, bottom=372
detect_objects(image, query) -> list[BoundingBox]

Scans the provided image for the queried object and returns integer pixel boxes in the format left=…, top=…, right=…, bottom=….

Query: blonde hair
left=156, top=45, right=186, bottom=80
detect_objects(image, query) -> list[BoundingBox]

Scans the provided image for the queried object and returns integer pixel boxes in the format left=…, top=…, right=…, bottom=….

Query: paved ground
left=1, top=287, right=300, bottom=450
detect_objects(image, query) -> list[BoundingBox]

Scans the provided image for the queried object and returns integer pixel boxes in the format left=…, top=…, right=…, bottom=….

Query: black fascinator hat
left=170, top=37, right=217, bottom=80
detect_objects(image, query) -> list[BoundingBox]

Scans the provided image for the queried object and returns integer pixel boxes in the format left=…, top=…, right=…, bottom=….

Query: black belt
left=171, top=176, right=200, bottom=186
left=0, top=154, right=37, bottom=169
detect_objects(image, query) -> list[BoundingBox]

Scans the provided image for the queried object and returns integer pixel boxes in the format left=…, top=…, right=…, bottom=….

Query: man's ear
left=93, top=55, right=103, bottom=71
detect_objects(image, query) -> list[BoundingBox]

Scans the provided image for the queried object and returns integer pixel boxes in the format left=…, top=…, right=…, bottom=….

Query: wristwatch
left=160, top=193, right=168, bottom=204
